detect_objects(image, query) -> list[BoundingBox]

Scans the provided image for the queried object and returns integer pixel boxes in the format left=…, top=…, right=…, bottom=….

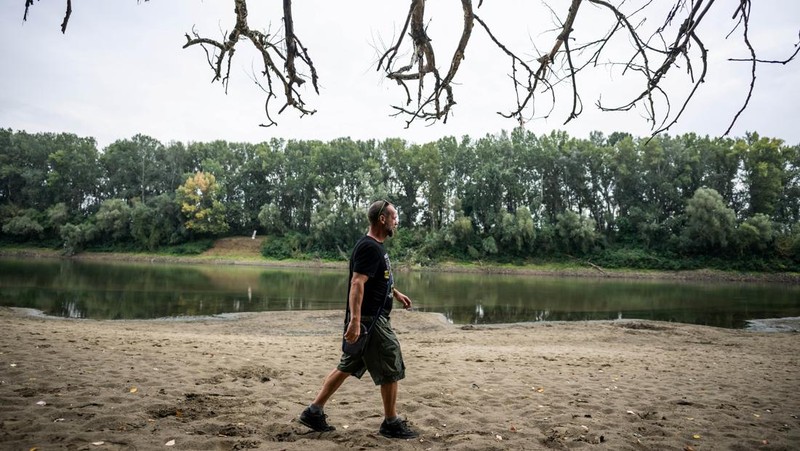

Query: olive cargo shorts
left=337, top=315, right=406, bottom=385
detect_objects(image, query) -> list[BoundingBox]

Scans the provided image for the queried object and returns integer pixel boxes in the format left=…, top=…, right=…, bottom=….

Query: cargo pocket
left=374, top=318, right=405, bottom=384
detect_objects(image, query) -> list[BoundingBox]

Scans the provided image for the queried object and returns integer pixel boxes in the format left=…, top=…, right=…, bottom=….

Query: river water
left=1, top=257, right=798, bottom=329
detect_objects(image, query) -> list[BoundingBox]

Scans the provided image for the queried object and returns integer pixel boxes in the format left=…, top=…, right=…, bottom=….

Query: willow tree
left=24, top=0, right=799, bottom=135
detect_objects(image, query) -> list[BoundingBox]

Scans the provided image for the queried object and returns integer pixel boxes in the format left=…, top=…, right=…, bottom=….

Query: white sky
left=2, top=1, right=799, bottom=149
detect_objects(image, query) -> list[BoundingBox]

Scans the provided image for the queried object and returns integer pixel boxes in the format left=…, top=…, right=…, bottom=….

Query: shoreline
left=3, top=247, right=799, bottom=284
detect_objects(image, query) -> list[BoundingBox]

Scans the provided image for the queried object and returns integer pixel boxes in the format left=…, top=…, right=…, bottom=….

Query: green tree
left=775, top=144, right=800, bottom=224
left=45, top=202, right=69, bottom=236
left=530, top=132, right=567, bottom=223
left=681, top=188, right=736, bottom=252
left=610, top=134, right=644, bottom=239
left=240, top=141, right=282, bottom=232
left=2, top=209, right=43, bottom=240
left=60, top=222, right=97, bottom=256
left=444, top=199, right=475, bottom=256
left=735, top=213, right=775, bottom=255
left=310, top=191, right=364, bottom=257
left=383, top=138, right=422, bottom=229
left=555, top=210, right=598, bottom=254
left=45, top=133, right=101, bottom=213
left=101, top=135, right=165, bottom=202
left=700, top=136, right=742, bottom=213
left=281, top=139, right=320, bottom=232
left=495, top=207, right=535, bottom=254
left=257, top=202, right=287, bottom=236
left=1, top=131, right=55, bottom=210
left=742, top=133, right=785, bottom=217
left=94, top=198, right=133, bottom=242
left=130, top=193, right=186, bottom=250
left=0, top=128, right=15, bottom=205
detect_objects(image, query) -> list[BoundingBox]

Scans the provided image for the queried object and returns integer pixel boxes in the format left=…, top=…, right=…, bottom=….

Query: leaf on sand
left=495, top=434, right=503, bottom=441
left=692, top=434, right=701, bottom=439
left=92, top=442, right=104, bottom=446
left=165, top=439, right=175, bottom=446
left=129, top=387, right=138, bottom=394
left=36, top=401, right=46, bottom=406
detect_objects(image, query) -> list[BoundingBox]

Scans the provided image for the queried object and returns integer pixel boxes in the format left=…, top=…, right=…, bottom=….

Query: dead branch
left=477, top=0, right=583, bottom=126
left=21, top=0, right=798, bottom=135
left=182, top=0, right=317, bottom=127
left=23, top=0, right=147, bottom=34
left=378, top=0, right=474, bottom=127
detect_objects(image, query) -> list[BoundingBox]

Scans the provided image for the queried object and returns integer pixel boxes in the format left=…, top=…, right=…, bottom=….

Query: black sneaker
left=299, top=407, right=335, bottom=432
left=379, top=418, right=418, bottom=439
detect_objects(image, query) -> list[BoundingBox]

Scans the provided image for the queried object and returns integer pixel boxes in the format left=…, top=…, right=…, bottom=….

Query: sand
left=1, top=307, right=798, bottom=450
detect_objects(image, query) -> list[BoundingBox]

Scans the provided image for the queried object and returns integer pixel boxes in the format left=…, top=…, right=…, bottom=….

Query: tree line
left=1, top=128, right=799, bottom=271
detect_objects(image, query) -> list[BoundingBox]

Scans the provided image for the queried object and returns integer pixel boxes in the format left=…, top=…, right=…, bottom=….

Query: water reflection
left=0, top=257, right=799, bottom=328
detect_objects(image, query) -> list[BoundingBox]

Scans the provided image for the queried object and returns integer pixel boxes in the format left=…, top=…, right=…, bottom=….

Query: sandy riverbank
left=1, top=307, right=798, bottom=450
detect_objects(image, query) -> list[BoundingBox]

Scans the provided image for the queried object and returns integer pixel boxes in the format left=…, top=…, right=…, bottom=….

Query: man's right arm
left=344, top=272, right=368, bottom=344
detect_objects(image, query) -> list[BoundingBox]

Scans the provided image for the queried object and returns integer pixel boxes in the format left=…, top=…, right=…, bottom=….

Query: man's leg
left=300, top=369, right=350, bottom=432
left=378, top=381, right=418, bottom=439
left=380, top=381, right=398, bottom=419
left=313, top=369, right=350, bottom=407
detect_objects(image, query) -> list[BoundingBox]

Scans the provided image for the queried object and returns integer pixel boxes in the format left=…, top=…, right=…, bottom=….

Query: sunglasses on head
left=378, top=200, right=389, bottom=217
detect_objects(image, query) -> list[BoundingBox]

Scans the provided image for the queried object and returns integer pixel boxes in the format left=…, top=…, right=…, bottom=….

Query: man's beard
left=387, top=228, right=394, bottom=237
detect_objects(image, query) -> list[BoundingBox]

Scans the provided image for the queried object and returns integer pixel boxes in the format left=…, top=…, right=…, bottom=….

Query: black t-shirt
left=347, top=235, right=394, bottom=317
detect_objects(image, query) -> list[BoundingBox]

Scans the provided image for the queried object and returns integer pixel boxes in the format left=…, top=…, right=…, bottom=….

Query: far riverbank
left=2, top=245, right=799, bottom=285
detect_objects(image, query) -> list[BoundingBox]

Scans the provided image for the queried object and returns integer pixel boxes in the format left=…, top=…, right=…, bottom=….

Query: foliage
left=175, top=171, right=229, bottom=236
left=555, top=210, right=598, bottom=254
left=261, top=232, right=308, bottom=260
left=735, top=213, right=775, bottom=255
left=94, top=199, right=133, bottom=242
left=681, top=188, right=737, bottom=253
left=2, top=209, right=44, bottom=240
left=2, top=127, right=799, bottom=272
left=257, top=202, right=287, bottom=236
left=60, top=222, right=97, bottom=256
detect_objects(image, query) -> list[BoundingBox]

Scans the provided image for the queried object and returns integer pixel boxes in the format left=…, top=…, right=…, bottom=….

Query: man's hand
left=344, top=320, right=361, bottom=344
left=393, top=288, right=413, bottom=310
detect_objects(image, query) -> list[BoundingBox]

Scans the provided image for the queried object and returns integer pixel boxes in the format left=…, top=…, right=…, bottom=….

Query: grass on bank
left=2, top=236, right=799, bottom=282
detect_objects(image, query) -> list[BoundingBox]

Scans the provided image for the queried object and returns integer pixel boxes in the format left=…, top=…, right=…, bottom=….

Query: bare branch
left=60, top=0, right=71, bottom=34
left=23, top=0, right=148, bottom=35
left=379, top=0, right=474, bottom=127
left=182, top=0, right=318, bottom=126
left=484, top=0, right=583, bottom=126
left=652, top=32, right=709, bottom=136
left=586, top=0, right=716, bottom=133
left=724, top=0, right=756, bottom=136
left=21, top=0, right=798, bottom=134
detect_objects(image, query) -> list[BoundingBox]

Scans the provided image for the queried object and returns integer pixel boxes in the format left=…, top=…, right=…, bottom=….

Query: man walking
left=299, top=200, right=418, bottom=439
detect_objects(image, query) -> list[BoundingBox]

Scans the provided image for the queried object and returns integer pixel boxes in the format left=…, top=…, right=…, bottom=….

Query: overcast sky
left=2, top=1, right=798, bottom=149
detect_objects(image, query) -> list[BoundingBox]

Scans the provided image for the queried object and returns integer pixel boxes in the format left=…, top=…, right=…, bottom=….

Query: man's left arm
left=392, top=287, right=412, bottom=310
